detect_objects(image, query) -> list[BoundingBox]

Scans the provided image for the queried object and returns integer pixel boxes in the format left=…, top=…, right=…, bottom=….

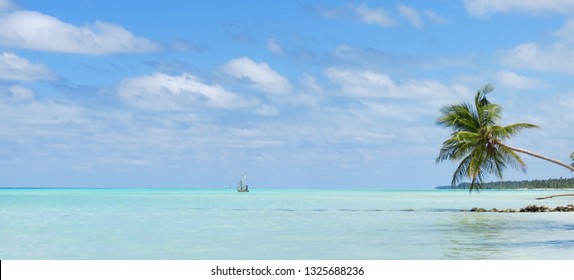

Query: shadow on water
left=508, top=239, right=574, bottom=248
left=553, top=224, right=574, bottom=231
left=441, top=214, right=508, bottom=259
left=441, top=215, right=574, bottom=259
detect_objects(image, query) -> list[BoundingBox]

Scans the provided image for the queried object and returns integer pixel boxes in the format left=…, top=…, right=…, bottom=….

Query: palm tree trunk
left=499, top=143, right=574, bottom=172
left=536, top=194, right=574, bottom=200
left=499, top=143, right=574, bottom=200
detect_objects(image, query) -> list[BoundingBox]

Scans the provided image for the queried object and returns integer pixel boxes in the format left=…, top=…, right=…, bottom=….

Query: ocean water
left=1, top=188, right=573, bottom=260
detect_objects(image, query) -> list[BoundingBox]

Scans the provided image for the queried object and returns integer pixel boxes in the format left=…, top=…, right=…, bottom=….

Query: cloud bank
left=0, top=11, right=160, bottom=54
left=118, top=72, right=249, bottom=111
left=503, top=20, right=574, bottom=74
left=325, top=68, right=470, bottom=101
left=223, top=57, right=292, bottom=94
left=351, top=3, right=394, bottom=27
left=0, top=52, right=56, bottom=81
left=465, top=0, right=574, bottom=17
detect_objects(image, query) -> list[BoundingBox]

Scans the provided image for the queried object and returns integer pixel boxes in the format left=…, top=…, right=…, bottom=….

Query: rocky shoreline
left=465, top=204, right=574, bottom=213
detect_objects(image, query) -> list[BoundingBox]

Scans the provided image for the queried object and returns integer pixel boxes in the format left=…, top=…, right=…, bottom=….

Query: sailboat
left=237, top=173, right=249, bottom=192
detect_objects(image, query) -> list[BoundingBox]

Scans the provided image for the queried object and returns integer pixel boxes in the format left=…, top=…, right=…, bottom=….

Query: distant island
left=436, top=177, right=574, bottom=190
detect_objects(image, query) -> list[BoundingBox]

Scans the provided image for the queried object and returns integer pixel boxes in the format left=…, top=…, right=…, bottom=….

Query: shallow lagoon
left=1, top=188, right=573, bottom=259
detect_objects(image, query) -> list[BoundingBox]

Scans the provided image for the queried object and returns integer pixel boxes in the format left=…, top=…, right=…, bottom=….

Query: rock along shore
left=465, top=204, right=574, bottom=213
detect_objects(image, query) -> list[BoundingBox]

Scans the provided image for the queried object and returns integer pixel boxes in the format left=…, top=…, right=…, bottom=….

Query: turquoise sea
left=1, top=188, right=573, bottom=260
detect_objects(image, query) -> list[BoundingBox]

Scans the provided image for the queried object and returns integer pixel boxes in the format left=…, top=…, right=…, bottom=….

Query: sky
left=1, top=0, right=573, bottom=189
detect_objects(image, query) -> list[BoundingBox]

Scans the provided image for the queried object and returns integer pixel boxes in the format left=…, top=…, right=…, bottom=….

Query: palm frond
left=435, top=84, right=538, bottom=192
left=480, top=83, right=495, bottom=95
left=451, top=154, right=472, bottom=186
left=503, top=123, right=539, bottom=136
left=437, top=103, right=479, bottom=132
left=475, top=84, right=493, bottom=105
left=436, top=131, right=480, bottom=163
left=497, top=144, right=527, bottom=172
left=469, top=176, right=484, bottom=192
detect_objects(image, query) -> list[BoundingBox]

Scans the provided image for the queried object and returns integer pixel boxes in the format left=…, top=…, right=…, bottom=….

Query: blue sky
left=1, top=0, right=573, bottom=189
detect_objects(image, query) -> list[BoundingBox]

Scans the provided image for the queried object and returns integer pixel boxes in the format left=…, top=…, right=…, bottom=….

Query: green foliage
left=436, top=177, right=574, bottom=190
left=436, top=84, right=539, bottom=192
left=571, top=152, right=574, bottom=167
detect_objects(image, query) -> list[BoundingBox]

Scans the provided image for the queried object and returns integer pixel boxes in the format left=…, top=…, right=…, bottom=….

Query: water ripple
left=509, top=240, right=574, bottom=248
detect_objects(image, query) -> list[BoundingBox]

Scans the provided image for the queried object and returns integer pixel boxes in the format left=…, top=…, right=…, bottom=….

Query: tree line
left=436, top=177, right=574, bottom=190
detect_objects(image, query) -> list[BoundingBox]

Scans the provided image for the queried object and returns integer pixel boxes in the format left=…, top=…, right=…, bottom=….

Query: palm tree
left=436, top=84, right=574, bottom=192
left=571, top=152, right=574, bottom=168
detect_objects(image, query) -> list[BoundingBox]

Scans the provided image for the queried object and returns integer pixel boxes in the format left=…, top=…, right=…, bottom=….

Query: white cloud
left=350, top=3, right=393, bottom=27
left=326, top=68, right=397, bottom=97
left=320, top=3, right=444, bottom=29
left=267, top=39, right=284, bottom=55
left=496, top=71, right=545, bottom=89
left=325, top=68, right=471, bottom=100
left=464, top=0, right=574, bottom=17
left=503, top=20, right=574, bottom=74
left=1, top=85, right=34, bottom=102
left=0, top=11, right=160, bottom=55
left=555, top=94, right=574, bottom=116
left=118, top=72, right=249, bottom=111
left=503, top=42, right=574, bottom=74
left=396, top=5, right=447, bottom=28
left=315, top=6, right=345, bottom=20
left=554, top=19, right=574, bottom=45
left=397, top=5, right=423, bottom=28
left=422, top=10, right=448, bottom=24
left=0, top=0, right=15, bottom=11
left=362, top=102, right=419, bottom=122
left=222, top=57, right=291, bottom=94
left=300, top=73, right=322, bottom=93
left=0, top=98, right=86, bottom=129
left=526, top=93, right=574, bottom=158
left=7, top=85, right=34, bottom=101
left=551, top=95, right=574, bottom=126
left=0, top=52, right=56, bottom=81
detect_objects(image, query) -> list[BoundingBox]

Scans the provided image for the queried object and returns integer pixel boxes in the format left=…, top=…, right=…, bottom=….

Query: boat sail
left=237, top=174, right=249, bottom=192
